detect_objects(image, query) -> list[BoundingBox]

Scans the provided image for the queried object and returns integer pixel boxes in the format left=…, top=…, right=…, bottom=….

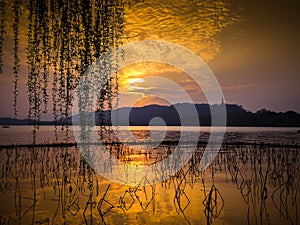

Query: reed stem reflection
left=0, top=140, right=299, bottom=224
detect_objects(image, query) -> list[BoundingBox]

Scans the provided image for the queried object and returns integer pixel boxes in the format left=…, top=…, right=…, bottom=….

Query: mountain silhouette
left=1, top=103, right=300, bottom=127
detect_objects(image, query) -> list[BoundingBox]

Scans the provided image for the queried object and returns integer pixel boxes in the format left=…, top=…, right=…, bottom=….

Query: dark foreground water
left=0, top=126, right=299, bottom=225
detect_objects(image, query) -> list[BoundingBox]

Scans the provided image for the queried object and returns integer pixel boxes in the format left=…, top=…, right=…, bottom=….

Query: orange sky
left=0, top=0, right=300, bottom=118
left=116, top=0, right=300, bottom=112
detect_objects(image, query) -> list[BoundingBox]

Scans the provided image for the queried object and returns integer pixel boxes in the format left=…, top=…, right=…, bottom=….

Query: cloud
left=124, top=0, right=241, bottom=62
left=223, top=83, right=258, bottom=91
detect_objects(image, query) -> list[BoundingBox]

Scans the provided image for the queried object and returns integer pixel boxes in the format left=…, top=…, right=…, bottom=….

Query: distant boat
left=2, top=125, right=10, bottom=128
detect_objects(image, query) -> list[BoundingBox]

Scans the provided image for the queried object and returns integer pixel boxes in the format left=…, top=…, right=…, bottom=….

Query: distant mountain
left=0, top=117, right=54, bottom=126
left=106, top=103, right=300, bottom=127
left=1, top=103, right=300, bottom=127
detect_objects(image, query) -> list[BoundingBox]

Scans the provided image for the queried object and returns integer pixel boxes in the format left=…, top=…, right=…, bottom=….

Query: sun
left=127, top=78, right=145, bottom=85
left=118, top=67, right=145, bottom=89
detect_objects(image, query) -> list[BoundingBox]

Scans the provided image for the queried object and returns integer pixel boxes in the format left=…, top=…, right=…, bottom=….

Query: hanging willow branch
left=27, top=0, right=126, bottom=141
left=0, top=0, right=127, bottom=142
left=12, top=0, right=22, bottom=116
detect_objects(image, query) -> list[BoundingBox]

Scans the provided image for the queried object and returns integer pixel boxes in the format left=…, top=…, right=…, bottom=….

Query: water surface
left=0, top=126, right=299, bottom=224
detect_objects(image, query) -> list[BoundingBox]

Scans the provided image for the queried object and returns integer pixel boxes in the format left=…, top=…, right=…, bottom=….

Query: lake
left=0, top=126, right=299, bottom=224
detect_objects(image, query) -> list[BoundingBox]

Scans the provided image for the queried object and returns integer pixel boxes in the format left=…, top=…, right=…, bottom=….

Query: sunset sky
left=0, top=0, right=299, bottom=119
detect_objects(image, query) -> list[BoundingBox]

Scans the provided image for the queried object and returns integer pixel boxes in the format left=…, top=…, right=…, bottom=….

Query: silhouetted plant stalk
left=0, top=142, right=299, bottom=224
